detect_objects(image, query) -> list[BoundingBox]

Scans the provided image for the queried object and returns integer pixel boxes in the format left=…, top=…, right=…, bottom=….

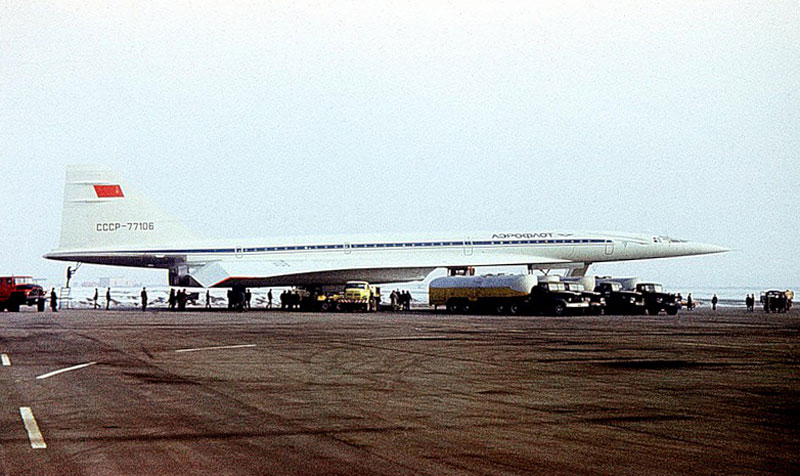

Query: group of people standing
left=168, top=288, right=192, bottom=311
left=744, top=294, right=756, bottom=312
left=226, top=288, right=252, bottom=311
left=389, top=289, right=412, bottom=311
left=92, top=288, right=113, bottom=310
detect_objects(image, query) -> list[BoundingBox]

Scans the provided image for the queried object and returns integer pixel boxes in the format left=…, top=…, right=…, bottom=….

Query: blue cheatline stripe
left=80, top=238, right=611, bottom=256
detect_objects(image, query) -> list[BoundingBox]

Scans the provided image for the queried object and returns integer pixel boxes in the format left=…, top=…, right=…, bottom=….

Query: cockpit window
left=658, top=235, right=688, bottom=243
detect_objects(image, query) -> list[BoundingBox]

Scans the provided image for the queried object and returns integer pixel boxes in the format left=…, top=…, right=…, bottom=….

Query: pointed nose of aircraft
left=683, top=242, right=730, bottom=256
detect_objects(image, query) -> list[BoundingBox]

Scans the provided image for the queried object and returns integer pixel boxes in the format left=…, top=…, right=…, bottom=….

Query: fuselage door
left=235, top=246, right=244, bottom=259
left=344, top=242, right=352, bottom=254
left=464, top=238, right=474, bottom=256
left=604, top=241, right=614, bottom=256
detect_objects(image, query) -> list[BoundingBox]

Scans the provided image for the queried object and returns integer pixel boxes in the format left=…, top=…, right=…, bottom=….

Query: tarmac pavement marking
left=175, top=344, right=257, bottom=353
left=1, top=353, right=10, bottom=366
left=19, top=407, right=46, bottom=449
left=36, top=362, right=97, bottom=380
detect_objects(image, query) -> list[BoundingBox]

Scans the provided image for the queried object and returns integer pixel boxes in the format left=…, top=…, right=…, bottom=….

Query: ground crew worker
left=267, top=289, right=273, bottom=309
left=106, top=288, right=111, bottom=310
left=711, top=294, right=718, bottom=311
left=50, top=288, right=58, bottom=312
left=687, top=294, right=693, bottom=311
left=141, top=287, right=148, bottom=312
left=168, top=289, right=176, bottom=310
left=93, top=288, right=99, bottom=309
left=206, top=290, right=211, bottom=309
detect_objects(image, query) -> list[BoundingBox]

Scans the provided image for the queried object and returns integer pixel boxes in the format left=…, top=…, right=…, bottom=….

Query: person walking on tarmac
left=93, top=288, right=99, bottom=309
left=711, top=294, right=718, bottom=311
left=141, top=287, right=148, bottom=312
left=267, top=289, right=273, bottom=309
left=687, top=294, right=693, bottom=311
left=106, top=288, right=111, bottom=310
left=168, top=289, right=176, bottom=311
left=50, top=288, right=58, bottom=312
left=206, top=290, right=211, bottom=309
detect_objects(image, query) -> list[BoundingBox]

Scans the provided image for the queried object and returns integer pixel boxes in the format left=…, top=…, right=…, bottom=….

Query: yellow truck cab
left=340, top=281, right=381, bottom=311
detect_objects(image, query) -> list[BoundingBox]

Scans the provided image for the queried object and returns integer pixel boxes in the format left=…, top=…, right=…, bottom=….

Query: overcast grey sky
left=1, top=1, right=798, bottom=290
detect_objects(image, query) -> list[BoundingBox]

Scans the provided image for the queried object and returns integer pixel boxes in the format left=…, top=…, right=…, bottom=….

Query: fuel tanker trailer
left=429, top=274, right=589, bottom=315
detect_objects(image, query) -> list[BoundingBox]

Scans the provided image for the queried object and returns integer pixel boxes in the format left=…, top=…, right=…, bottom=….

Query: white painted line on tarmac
left=175, top=344, right=257, bottom=353
left=1, top=353, right=10, bottom=366
left=36, top=362, right=97, bottom=380
left=19, top=407, right=47, bottom=449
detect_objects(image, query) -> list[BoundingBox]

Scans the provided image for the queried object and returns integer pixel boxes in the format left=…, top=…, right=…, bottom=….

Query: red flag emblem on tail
left=94, top=185, right=124, bottom=198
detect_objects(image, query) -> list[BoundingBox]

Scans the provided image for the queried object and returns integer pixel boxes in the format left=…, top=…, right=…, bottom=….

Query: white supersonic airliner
left=44, top=165, right=728, bottom=289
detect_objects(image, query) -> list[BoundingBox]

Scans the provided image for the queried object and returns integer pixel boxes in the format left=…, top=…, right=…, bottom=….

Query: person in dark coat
left=168, top=289, right=176, bottom=310
left=50, top=288, right=58, bottom=312
left=106, top=288, right=111, bottom=310
left=177, top=289, right=187, bottom=311
left=206, top=290, right=211, bottom=309
left=93, top=288, right=99, bottom=309
left=141, top=287, right=148, bottom=312
left=711, top=294, right=718, bottom=311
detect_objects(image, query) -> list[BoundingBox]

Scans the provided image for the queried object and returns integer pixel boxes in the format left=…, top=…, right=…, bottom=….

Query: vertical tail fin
left=58, top=165, right=197, bottom=250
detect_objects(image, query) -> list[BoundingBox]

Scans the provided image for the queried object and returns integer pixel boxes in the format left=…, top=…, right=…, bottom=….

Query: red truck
left=0, top=276, right=46, bottom=312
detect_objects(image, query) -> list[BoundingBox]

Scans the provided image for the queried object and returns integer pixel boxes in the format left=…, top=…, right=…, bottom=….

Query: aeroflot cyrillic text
left=96, top=222, right=155, bottom=232
left=492, top=233, right=552, bottom=239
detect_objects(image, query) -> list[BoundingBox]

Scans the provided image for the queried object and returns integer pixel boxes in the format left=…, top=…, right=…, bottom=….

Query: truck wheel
left=508, top=303, right=521, bottom=315
left=8, top=303, right=20, bottom=312
left=37, top=299, right=45, bottom=312
left=494, top=303, right=507, bottom=315
left=553, top=302, right=566, bottom=316
left=666, top=307, right=678, bottom=316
